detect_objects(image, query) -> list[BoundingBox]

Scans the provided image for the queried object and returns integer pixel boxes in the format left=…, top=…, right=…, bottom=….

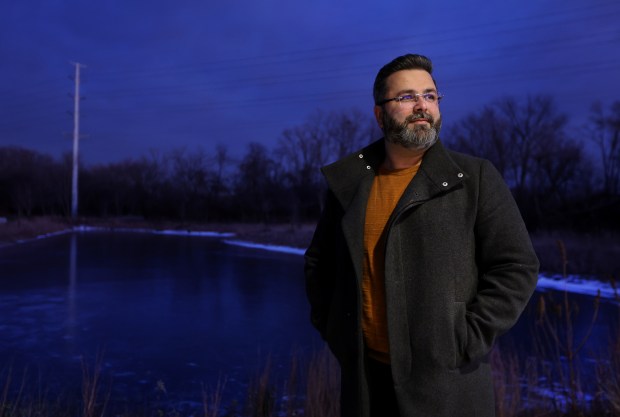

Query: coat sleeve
left=464, top=159, right=540, bottom=362
left=304, top=190, right=342, bottom=339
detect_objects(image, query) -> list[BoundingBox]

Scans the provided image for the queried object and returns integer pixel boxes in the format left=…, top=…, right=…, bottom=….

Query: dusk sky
left=1, top=0, right=618, bottom=165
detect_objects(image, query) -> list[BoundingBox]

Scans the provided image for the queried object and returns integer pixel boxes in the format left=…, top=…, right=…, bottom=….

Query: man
left=304, top=54, right=539, bottom=417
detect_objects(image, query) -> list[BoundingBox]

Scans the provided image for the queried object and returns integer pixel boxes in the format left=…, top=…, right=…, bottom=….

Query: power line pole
left=71, top=62, right=85, bottom=220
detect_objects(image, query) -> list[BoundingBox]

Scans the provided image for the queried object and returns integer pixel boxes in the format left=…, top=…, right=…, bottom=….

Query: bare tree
left=277, top=110, right=331, bottom=184
left=589, top=101, right=620, bottom=195
left=169, top=148, right=212, bottom=220
left=496, top=96, right=568, bottom=198
left=447, top=95, right=569, bottom=191
left=444, top=95, right=594, bottom=229
left=234, top=142, right=281, bottom=222
left=210, top=143, right=232, bottom=208
left=325, top=108, right=377, bottom=161
left=446, top=106, right=511, bottom=178
left=532, top=135, right=588, bottom=203
left=275, top=110, right=333, bottom=222
left=275, top=108, right=377, bottom=221
left=0, top=147, right=60, bottom=217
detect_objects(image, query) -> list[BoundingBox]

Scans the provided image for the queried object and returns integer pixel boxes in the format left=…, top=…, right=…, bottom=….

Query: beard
left=382, top=111, right=442, bottom=150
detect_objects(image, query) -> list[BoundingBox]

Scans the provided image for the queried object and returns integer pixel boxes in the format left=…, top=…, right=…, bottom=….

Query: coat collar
left=322, top=138, right=468, bottom=211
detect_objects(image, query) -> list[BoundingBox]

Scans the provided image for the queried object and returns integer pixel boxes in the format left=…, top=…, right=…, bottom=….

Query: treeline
left=446, top=97, right=619, bottom=231
left=0, top=109, right=376, bottom=224
left=0, top=98, right=618, bottom=231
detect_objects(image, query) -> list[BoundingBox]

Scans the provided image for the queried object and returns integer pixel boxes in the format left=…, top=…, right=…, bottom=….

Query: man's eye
left=398, top=95, right=414, bottom=102
left=424, top=93, right=437, bottom=102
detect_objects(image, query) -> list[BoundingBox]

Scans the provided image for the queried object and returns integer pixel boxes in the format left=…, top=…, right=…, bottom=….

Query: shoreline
left=0, top=217, right=315, bottom=250
left=1, top=217, right=618, bottom=301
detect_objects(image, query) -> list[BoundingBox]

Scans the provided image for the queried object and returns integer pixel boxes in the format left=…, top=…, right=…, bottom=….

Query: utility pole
left=71, top=62, right=85, bottom=220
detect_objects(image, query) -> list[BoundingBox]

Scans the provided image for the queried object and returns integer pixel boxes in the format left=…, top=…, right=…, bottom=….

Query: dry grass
left=0, top=216, right=71, bottom=246
left=303, top=345, right=340, bottom=417
left=491, top=240, right=618, bottom=417
left=596, top=337, right=620, bottom=415
left=0, top=347, right=339, bottom=417
left=1, top=320, right=619, bottom=416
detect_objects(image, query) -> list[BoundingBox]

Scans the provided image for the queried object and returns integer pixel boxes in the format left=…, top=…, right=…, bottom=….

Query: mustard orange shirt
left=362, top=161, right=420, bottom=363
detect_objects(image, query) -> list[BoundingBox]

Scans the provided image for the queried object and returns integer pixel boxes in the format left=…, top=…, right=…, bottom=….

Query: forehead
left=385, top=69, right=436, bottom=93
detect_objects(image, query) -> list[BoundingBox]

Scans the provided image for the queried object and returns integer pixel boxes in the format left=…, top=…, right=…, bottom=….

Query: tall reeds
left=303, top=345, right=339, bottom=417
left=492, top=239, right=618, bottom=416
left=80, top=353, right=110, bottom=417
left=245, top=355, right=274, bottom=417
left=595, top=277, right=620, bottom=415
left=527, top=242, right=600, bottom=415
left=0, top=364, right=24, bottom=417
left=202, top=377, right=227, bottom=417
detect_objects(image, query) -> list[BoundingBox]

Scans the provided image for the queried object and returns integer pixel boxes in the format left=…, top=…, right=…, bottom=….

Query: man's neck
left=382, top=140, right=427, bottom=170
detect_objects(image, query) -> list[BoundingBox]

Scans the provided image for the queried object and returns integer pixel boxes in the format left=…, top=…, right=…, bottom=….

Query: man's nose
left=412, top=96, right=428, bottom=112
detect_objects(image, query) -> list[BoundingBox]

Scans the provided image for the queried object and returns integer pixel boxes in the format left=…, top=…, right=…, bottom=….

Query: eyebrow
left=395, top=88, right=438, bottom=96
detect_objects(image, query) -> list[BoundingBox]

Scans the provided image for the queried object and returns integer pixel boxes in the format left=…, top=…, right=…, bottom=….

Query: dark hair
left=373, top=54, right=437, bottom=105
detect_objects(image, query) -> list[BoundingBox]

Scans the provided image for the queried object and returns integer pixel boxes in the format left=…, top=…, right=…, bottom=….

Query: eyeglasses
left=377, top=92, right=444, bottom=108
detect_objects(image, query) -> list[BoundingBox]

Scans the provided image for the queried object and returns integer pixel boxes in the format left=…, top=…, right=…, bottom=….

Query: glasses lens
left=397, top=100, right=415, bottom=111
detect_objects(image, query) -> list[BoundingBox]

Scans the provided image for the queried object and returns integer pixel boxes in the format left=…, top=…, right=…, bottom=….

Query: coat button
left=442, top=182, right=448, bottom=187
left=457, top=173, right=464, bottom=178
left=366, top=165, right=371, bottom=170
left=358, top=154, right=364, bottom=158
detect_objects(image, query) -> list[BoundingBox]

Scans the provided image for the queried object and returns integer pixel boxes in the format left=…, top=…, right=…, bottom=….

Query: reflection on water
left=67, top=233, right=77, bottom=345
left=0, top=231, right=320, bottom=411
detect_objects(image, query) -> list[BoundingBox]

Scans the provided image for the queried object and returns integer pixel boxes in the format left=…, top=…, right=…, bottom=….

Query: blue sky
left=0, top=0, right=618, bottom=164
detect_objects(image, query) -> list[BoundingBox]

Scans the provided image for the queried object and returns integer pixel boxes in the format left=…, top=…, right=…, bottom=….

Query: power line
left=84, top=0, right=620, bottom=80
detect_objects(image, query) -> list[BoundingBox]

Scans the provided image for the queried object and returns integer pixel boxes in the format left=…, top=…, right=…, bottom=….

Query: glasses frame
left=377, top=92, right=444, bottom=106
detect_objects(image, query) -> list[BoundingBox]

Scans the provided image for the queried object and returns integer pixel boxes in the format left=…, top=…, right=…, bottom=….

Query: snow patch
left=223, top=240, right=305, bottom=256
left=73, top=225, right=235, bottom=238
left=537, top=273, right=618, bottom=300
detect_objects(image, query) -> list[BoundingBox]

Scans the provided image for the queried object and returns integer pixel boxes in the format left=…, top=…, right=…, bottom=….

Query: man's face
left=375, top=69, right=442, bottom=150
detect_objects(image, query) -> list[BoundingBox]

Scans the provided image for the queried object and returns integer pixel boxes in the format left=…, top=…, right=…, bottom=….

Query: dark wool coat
left=304, top=139, right=539, bottom=417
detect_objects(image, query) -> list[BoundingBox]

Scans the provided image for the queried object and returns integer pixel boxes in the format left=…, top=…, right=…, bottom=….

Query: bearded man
left=304, top=54, right=539, bottom=417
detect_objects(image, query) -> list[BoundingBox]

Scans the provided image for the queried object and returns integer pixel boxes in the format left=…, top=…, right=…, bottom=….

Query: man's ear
left=373, top=105, right=383, bottom=129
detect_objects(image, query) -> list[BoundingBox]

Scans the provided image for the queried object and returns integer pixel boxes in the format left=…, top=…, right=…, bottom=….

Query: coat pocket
left=453, top=301, right=468, bottom=369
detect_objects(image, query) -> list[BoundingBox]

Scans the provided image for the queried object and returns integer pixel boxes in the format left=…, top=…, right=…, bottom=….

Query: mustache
left=404, top=112, right=434, bottom=125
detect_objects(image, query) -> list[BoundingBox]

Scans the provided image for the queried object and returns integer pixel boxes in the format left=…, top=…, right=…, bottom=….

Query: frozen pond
left=0, top=229, right=617, bottom=413
left=0, top=231, right=320, bottom=412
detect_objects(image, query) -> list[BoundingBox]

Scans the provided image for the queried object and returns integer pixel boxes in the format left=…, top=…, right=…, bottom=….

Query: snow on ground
left=537, top=274, right=618, bottom=300
left=74, top=225, right=236, bottom=238
left=223, top=239, right=306, bottom=256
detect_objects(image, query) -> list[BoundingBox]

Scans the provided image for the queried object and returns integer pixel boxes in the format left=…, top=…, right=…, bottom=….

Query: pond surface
left=0, top=231, right=617, bottom=414
left=0, top=231, right=320, bottom=412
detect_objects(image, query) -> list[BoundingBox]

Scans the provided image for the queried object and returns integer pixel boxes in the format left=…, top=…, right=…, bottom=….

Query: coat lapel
left=321, top=140, right=384, bottom=282
left=393, top=141, right=468, bottom=215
